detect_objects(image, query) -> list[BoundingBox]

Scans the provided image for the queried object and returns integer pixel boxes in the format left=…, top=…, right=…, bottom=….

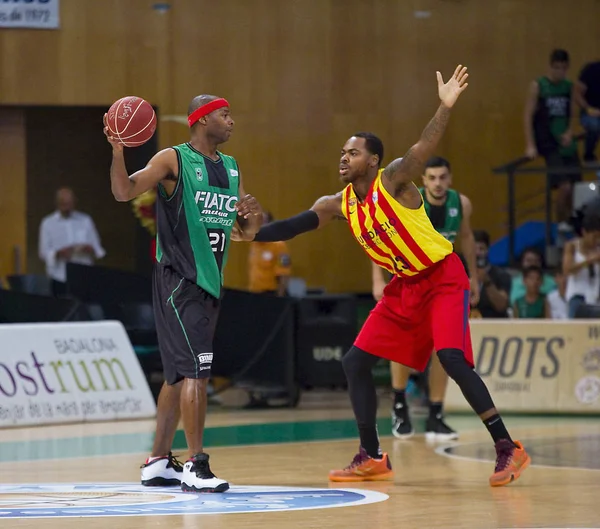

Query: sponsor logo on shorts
left=197, top=353, right=213, bottom=365
left=0, top=483, right=388, bottom=518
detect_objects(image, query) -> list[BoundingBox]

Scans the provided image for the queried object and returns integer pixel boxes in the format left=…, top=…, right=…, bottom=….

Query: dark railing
left=492, top=133, right=599, bottom=266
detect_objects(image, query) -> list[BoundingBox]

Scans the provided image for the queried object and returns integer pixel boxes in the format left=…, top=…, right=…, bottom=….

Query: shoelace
left=345, top=451, right=369, bottom=470
left=168, top=453, right=184, bottom=471
left=494, top=441, right=514, bottom=472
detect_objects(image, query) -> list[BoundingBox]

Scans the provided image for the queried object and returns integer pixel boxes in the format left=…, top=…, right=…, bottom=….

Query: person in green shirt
left=513, top=266, right=550, bottom=318
left=524, top=49, right=581, bottom=225
left=510, top=246, right=557, bottom=305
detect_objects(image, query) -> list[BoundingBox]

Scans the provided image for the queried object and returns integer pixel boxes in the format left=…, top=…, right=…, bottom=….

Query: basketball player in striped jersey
left=235, top=65, right=530, bottom=487
left=372, top=156, right=478, bottom=441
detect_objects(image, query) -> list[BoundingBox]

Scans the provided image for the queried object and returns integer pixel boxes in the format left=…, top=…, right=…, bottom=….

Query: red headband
left=187, top=98, right=229, bottom=127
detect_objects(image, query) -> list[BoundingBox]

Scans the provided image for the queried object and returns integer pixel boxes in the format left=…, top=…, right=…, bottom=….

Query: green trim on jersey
left=420, top=187, right=463, bottom=243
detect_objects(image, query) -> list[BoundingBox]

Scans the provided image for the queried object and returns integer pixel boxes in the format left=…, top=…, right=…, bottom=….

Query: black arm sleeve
left=254, top=210, right=320, bottom=242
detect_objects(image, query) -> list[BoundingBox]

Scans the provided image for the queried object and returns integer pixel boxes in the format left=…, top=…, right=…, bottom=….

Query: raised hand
left=437, top=65, right=469, bottom=109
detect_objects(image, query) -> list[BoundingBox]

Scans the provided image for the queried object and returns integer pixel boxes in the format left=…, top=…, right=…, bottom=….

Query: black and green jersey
left=155, top=143, right=240, bottom=298
left=420, top=188, right=463, bottom=243
left=533, top=76, right=576, bottom=156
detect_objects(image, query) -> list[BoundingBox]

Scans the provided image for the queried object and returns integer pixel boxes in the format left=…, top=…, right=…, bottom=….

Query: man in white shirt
left=38, top=187, right=106, bottom=296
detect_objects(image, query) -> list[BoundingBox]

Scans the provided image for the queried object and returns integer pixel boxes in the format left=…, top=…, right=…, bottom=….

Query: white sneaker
left=141, top=452, right=184, bottom=486
left=181, top=453, right=229, bottom=493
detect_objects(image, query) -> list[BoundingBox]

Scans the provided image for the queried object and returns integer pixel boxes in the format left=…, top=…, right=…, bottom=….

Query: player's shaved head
left=188, top=95, right=220, bottom=116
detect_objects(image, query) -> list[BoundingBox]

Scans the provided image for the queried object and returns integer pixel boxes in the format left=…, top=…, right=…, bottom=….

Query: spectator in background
left=248, top=212, right=291, bottom=296
left=563, top=213, right=600, bottom=317
left=524, top=49, right=580, bottom=226
left=39, top=187, right=105, bottom=297
left=509, top=246, right=557, bottom=305
left=473, top=230, right=511, bottom=318
left=513, top=266, right=550, bottom=319
left=576, top=59, right=600, bottom=163
left=547, top=270, right=568, bottom=319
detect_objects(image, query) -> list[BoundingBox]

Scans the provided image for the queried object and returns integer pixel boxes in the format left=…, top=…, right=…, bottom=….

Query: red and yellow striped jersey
left=341, top=170, right=453, bottom=278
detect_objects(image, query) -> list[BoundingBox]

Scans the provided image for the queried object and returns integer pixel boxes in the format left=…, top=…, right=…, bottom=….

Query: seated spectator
left=473, top=230, right=511, bottom=318
left=248, top=211, right=292, bottom=296
left=513, top=266, right=550, bottom=318
left=510, top=246, right=557, bottom=305
left=563, top=213, right=600, bottom=317
left=547, top=270, right=568, bottom=319
left=38, top=187, right=105, bottom=297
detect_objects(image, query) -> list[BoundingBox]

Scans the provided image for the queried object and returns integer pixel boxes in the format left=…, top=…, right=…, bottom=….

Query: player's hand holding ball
left=103, top=113, right=124, bottom=152
left=437, top=65, right=469, bottom=108
left=104, top=96, right=157, bottom=151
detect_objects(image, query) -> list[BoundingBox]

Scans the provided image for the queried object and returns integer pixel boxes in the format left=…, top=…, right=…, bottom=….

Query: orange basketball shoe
left=489, top=440, right=531, bottom=487
left=329, top=447, right=394, bottom=482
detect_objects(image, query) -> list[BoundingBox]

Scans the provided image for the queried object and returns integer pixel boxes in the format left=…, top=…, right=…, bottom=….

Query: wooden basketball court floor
left=1, top=390, right=599, bottom=529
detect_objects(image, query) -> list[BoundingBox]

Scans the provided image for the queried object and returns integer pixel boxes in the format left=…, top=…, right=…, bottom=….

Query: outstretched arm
left=233, top=193, right=344, bottom=242
left=382, top=65, right=469, bottom=196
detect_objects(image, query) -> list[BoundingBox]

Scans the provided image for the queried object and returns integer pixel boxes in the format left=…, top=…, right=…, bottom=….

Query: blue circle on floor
left=0, top=483, right=388, bottom=518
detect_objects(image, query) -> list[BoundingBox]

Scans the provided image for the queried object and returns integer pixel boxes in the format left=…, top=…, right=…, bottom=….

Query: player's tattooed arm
left=311, top=193, right=345, bottom=224
left=382, top=65, right=468, bottom=196
left=382, top=105, right=452, bottom=194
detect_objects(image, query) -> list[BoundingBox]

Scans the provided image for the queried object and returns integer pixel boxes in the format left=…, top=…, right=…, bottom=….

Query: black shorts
left=542, top=150, right=581, bottom=188
left=152, top=264, right=220, bottom=384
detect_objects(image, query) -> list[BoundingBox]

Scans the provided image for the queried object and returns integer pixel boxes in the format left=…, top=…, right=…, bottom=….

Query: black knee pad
left=342, top=346, right=379, bottom=378
left=437, top=348, right=493, bottom=415
left=436, top=348, right=470, bottom=379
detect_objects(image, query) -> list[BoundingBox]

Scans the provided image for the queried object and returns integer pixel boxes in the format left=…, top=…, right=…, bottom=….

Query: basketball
left=106, top=96, right=156, bottom=147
